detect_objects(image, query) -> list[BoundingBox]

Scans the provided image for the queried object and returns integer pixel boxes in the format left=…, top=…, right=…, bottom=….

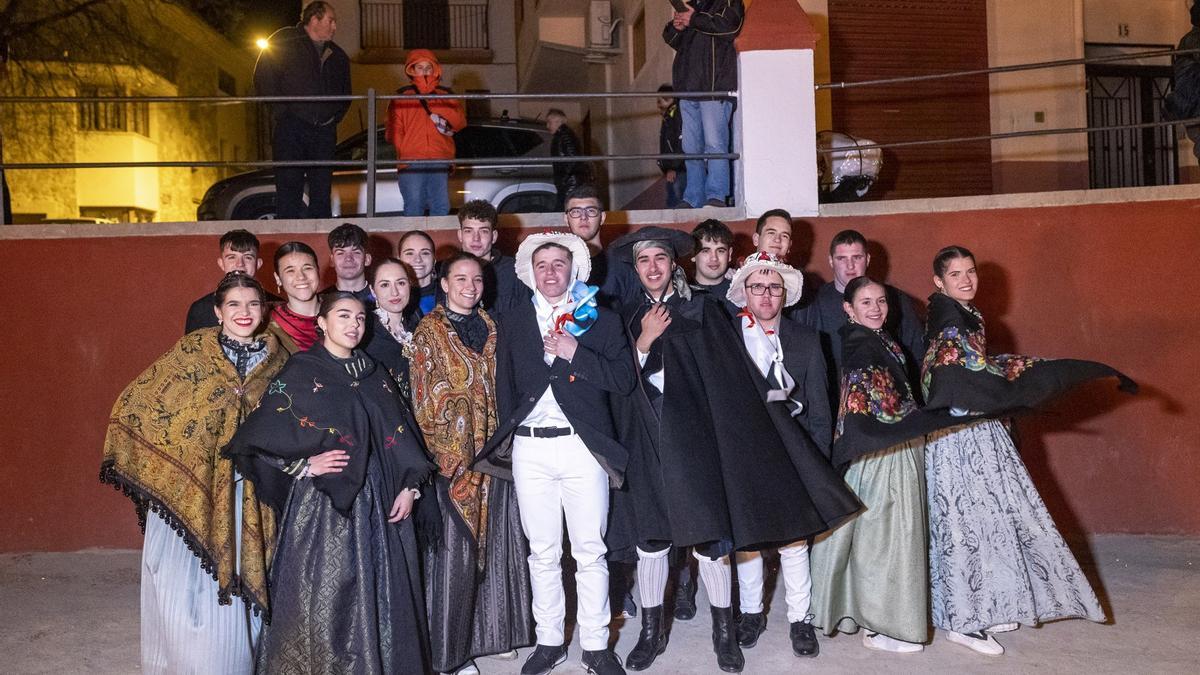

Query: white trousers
left=512, top=433, right=611, bottom=651
left=736, top=540, right=812, bottom=623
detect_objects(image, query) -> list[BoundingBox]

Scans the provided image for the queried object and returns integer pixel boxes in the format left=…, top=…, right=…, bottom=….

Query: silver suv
left=197, top=117, right=558, bottom=220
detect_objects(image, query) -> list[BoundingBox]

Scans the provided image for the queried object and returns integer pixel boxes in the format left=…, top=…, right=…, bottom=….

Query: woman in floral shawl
left=810, top=277, right=961, bottom=655
left=224, top=292, right=438, bottom=674
left=920, top=246, right=1132, bottom=656
left=411, top=252, right=534, bottom=674
left=101, top=273, right=288, bottom=674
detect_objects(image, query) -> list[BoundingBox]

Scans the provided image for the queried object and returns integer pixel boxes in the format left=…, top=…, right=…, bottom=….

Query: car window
left=333, top=129, right=396, bottom=163
left=455, top=126, right=516, bottom=159
left=506, top=129, right=546, bottom=156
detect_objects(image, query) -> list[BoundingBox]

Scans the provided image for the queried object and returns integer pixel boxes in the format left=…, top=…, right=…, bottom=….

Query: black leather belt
left=515, top=425, right=573, bottom=438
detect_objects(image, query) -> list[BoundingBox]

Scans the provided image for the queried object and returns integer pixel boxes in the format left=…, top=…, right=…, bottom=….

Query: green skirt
left=810, top=438, right=929, bottom=643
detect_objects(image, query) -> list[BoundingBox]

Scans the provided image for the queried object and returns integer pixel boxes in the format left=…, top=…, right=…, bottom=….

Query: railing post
left=367, top=88, right=377, bottom=218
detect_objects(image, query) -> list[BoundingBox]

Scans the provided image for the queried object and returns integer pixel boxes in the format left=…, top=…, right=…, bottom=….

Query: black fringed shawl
left=223, top=343, right=436, bottom=517
left=921, top=293, right=1137, bottom=415
left=831, top=323, right=965, bottom=468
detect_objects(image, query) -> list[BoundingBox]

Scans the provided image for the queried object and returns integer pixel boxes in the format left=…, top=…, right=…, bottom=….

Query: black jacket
left=663, top=0, right=744, bottom=95
left=550, top=125, right=592, bottom=195
left=477, top=302, right=636, bottom=485
left=658, top=103, right=685, bottom=173
left=733, top=316, right=835, bottom=458
left=253, top=25, right=351, bottom=127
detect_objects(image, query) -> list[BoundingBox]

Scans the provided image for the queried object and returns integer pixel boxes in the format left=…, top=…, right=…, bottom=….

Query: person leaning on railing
left=253, top=1, right=351, bottom=220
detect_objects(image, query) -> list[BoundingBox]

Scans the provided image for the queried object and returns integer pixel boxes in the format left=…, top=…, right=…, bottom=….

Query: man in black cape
left=607, top=226, right=859, bottom=674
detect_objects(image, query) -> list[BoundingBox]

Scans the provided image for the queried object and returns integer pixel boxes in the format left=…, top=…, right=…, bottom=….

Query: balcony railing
left=360, top=0, right=489, bottom=51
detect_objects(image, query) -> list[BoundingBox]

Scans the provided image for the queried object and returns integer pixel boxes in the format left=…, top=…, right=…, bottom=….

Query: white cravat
left=522, top=290, right=573, bottom=429
left=740, top=315, right=801, bottom=412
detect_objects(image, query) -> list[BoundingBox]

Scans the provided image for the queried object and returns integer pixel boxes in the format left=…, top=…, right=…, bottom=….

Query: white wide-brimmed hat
left=514, top=231, right=592, bottom=290
left=726, top=251, right=804, bottom=308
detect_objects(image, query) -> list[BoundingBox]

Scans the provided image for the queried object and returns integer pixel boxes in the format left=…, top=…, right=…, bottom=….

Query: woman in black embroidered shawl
left=364, top=257, right=422, bottom=405
left=811, top=277, right=964, bottom=655
left=225, top=293, right=438, bottom=674
left=920, top=246, right=1132, bottom=656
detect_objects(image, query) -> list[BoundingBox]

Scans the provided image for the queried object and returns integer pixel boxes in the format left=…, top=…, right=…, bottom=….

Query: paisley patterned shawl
left=921, top=292, right=1137, bottom=416
left=411, top=305, right=498, bottom=569
left=832, top=323, right=964, bottom=468
left=100, top=327, right=287, bottom=616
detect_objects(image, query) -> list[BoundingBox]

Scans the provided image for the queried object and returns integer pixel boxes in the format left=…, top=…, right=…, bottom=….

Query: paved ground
left=1, top=535, right=1197, bottom=674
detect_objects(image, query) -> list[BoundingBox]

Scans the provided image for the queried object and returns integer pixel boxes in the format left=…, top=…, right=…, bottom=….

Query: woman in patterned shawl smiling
left=225, top=292, right=439, bottom=674
left=101, top=272, right=289, bottom=674
left=411, top=252, right=534, bottom=674
left=921, top=246, right=1132, bottom=657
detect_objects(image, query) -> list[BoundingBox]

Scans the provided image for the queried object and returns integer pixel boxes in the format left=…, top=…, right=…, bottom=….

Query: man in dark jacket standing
left=656, top=85, right=686, bottom=208
left=254, top=1, right=351, bottom=219
left=547, top=109, right=591, bottom=210
left=480, top=232, right=633, bottom=675
left=664, top=0, right=744, bottom=208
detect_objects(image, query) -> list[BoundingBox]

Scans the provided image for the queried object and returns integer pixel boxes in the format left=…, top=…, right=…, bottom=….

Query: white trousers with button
left=736, top=540, right=812, bottom=623
left=512, top=433, right=611, bottom=651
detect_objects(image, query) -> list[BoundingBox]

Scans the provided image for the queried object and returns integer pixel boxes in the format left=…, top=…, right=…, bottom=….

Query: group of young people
left=101, top=186, right=1136, bottom=675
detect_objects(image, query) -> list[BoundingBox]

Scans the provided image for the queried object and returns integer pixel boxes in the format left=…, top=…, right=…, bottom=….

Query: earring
left=218, top=318, right=223, bottom=325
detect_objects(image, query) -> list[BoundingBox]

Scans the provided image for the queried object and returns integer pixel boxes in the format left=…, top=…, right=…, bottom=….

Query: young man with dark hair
left=399, top=229, right=438, bottom=315
left=799, top=228, right=926, bottom=386
left=479, top=232, right=634, bottom=675
left=562, top=185, right=640, bottom=311
left=322, top=223, right=375, bottom=307
left=752, top=208, right=794, bottom=260
left=184, top=229, right=275, bottom=333
left=689, top=219, right=736, bottom=317
left=444, top=199, right=529, bottom=315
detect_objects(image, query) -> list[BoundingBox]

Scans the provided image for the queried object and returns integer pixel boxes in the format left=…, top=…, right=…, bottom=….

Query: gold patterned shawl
left=411, top=306, right=498, bottom=568
left=100, top=327, right=288, bottom=615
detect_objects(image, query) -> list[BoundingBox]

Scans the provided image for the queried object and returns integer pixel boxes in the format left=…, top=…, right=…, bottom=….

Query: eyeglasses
left=566, top=206, right=601, bottom=219
left=746, top=283, right=785, bottom=297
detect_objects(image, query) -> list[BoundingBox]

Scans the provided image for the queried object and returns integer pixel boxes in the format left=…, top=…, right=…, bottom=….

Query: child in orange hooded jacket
left=386, top=49, right=467, bottom=216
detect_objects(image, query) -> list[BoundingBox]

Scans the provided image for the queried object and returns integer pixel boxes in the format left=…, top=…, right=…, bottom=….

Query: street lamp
left=255, top=38, right=269, bottom=51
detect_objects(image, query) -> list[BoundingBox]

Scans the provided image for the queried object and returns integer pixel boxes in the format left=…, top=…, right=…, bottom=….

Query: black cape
left=223, top=344, right=437, bottom=521
left=921, top=292, right=1137, bottom=415
left=831, top=323, right=966, bottom=468
left=609, top=295, right=859, bottom=552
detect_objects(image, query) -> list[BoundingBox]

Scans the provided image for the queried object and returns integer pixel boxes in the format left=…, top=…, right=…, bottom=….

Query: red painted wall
left=2, top=197, right=1197, bottom=551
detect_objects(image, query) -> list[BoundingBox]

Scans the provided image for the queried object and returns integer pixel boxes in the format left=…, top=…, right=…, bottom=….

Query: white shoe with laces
left=861, top=631, right=924, bottom=653
left=946, top=630, right=1004, bottom=656
left=988, top=622, right=1019, bottom=633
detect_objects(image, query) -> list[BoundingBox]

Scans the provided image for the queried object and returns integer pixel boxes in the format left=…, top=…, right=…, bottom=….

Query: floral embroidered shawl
left=922, top=293, right=1137, bottom=415
left=100, top=327, right=288, bottom=616
left=411, top=305, right=498, bottom=568
left=831, top=323, right=964, bottom=468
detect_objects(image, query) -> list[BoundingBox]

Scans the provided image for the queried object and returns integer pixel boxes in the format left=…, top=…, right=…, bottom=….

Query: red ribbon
left=736, top=307, right=774, bottom=335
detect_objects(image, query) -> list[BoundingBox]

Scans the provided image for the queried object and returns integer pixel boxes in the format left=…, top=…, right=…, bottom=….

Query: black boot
left=736, top=611, right=766, bottom=648
left=626, top=606, right=668, bottom=671
left=710, top=606, right=745, bottom=673
left=789, top=620, right=819, bottom=657
left=672, top=576, right=697, bottom=621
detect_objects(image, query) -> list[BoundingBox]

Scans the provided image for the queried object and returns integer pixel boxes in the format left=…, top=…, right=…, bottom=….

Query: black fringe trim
left=98, top=461, right=272, bottom=622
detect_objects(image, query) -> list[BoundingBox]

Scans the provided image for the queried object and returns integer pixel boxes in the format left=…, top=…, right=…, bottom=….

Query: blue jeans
left=398, top=165, right=450, bottom=217
left=680, top=99, right=733, bottom=207
left=664, top=170, right=687, bottom=208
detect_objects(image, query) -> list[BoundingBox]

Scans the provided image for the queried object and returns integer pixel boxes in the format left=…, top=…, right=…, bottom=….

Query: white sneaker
left=988, top=622, right=1019, bottom=633
left=452, top=660, right=480, bottom=675
left=487, top=650, right=519, bottom=660
left=946, top=630, right=1004, bottom=656
left=861, top=631, right=924, bottom=653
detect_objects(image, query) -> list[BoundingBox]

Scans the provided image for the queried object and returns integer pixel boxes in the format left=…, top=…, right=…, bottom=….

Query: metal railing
left=0, top=89, right=740, bottom=218
left=360, top=0, right=490, bottom=51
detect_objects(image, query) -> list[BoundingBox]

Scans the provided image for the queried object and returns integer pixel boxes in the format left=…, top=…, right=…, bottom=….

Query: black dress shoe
left=673, top=577, right=697, bottom=621
left=710, top=606, right=745, bottom=673
left=582, top=649, right=626, bottom=675
left=790, top=620, right=819, bottom=658
left=626, top=606, right=668, bottom=671
left=521, top=644, right=568, bottom=675
left=735, top=612, right=767, bottom=648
